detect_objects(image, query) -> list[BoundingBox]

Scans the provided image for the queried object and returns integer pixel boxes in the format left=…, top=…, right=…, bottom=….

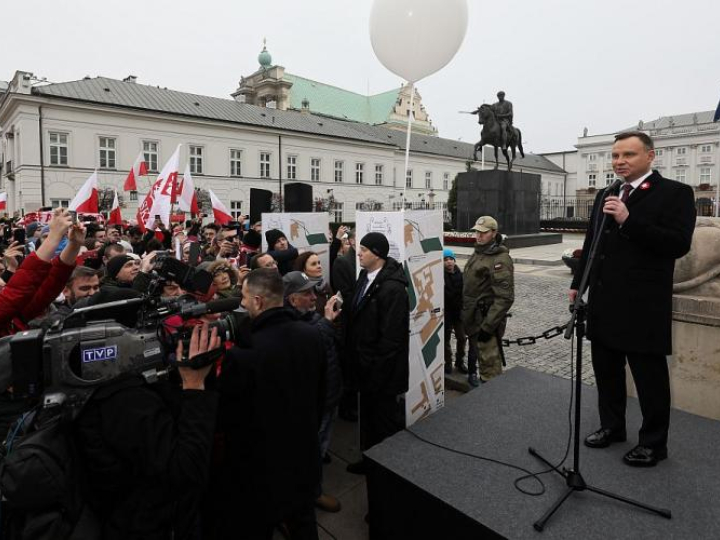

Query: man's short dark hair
left=99, top=242, right=125, bottom=260
left=203, top=224, right=220, bottom=232
left=615, top=131, right=654, bottom=151
left=128, top=226, right=143, bottom=237
left=66, top=265, right=100, bottom=287
left=249, top=251, right=274, bottom=270
left=245, top=268, right=284, bottom=304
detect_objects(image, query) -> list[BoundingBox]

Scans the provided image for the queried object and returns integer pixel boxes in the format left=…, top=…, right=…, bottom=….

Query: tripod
left=528, top=181, right=672, bottom=532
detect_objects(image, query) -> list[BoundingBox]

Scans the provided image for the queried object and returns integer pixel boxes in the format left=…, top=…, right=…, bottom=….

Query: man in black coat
left=215, top=268, right=326, bottom=540
left=570, top=131, right=696, bottom=467
left=345, top=232, right=409, bottom=474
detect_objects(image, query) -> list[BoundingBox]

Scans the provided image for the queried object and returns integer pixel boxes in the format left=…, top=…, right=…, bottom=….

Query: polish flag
left=69, top=171, right=99, bottom=213
left=107, top=189, right=123, bottom=226
left=137, top=144, right=181, bottom=231
left=177, top=164, right=200, bottom=215
left=208, top=189, right=232, bottom=225
left=124, top=152, right=148, bottom=191
left=0, top=192, right=6, bottom=211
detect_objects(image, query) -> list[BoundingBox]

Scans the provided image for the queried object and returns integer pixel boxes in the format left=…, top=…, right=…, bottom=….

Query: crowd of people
left=0, top=209, right=416, bottom=540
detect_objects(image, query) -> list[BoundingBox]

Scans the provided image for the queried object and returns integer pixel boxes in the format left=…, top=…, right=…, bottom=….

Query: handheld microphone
left=606, top=178, right=623, bottom=197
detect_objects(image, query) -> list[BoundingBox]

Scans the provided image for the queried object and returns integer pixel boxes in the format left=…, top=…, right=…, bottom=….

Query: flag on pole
left=107, top=189, right=122, bottom=226
left=208, top=189, right=232, bottom=225
left=177, top=164, right=200, bottom=215
left=0, top=192, right=6, bottom=211
left=714, top=96, right=720, bottom=123
left=124, top=152, right=149, bottom=191
left=137, top=144, right=181, bottom=231
left=69, top=171, right=99, bottom=213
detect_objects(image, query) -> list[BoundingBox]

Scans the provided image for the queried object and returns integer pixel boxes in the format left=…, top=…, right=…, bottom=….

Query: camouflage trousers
left=467, top=333, right=503, bottom=381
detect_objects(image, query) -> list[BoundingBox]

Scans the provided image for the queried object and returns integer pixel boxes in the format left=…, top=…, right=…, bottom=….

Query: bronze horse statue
left=472, top=104, right=524, bottom=170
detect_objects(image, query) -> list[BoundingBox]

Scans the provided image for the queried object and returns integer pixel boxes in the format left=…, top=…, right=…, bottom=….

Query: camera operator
left=75, top=324, right=221, bottom=540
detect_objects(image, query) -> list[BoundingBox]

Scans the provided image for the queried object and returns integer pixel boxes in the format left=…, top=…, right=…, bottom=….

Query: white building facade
left=0, top=70, right=566, bottom=224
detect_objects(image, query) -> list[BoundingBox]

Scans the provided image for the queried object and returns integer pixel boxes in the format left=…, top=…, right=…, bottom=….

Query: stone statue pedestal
left=456, top=170, right=540, bottom=235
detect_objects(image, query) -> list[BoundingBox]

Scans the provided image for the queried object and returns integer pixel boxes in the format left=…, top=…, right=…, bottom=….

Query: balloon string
left=403, top=82, right=415, bottom=209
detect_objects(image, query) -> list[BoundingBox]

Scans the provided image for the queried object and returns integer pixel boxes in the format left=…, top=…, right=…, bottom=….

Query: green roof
left=284, top=73, right=400, bottom=125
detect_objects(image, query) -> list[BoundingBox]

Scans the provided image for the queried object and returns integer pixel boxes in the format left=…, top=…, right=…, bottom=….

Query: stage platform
left=365, top=367, right=720, bottom=539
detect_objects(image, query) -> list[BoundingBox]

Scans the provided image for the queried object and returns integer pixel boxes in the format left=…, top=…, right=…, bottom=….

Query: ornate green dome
left=258, top=40, right=272, bottom=68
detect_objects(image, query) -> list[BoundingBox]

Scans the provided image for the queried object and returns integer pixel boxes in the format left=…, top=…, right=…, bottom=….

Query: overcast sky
left=3, top=0, right=719, bottom=153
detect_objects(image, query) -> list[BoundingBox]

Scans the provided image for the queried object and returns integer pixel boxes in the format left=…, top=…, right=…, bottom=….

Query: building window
left=605, top=173, right=615, bottom=186
left=311, top=158, right=321, bottom=182
left=700, top=167, right=712, bottom=184
left=675, top=170, right=686, bottom=183
left=655, top=149, right=664, bottom=156
left=605, top=152, right=612, bottom=160
left=99, top=137, right=116, bottom=169
left=355, top=163, right=365, bottom=184
left=375, top=164, right=384, bottom=186
left=588, top=173, right=597, bottom=187
left=49, top=132, right=68, bottom=166
left=334, top=160, right=344, bottom=183
left=332, top=202, right=344, bottom=223
left=143, top=141, right=159, bottom=172
left=50, top=199, right=69, bottom=208
left=230, top=200, right=242, bottom=219
left=425, top=171, right=432, bottom=189
left=189, top=146, right=203, bottom=174
left=700, top=145, right=712, bottom=153
left=129, top=190, right=138, bottom=202
left=443, top=172, right=450, bottom=191
left=287, top=155, right=297, bottom=180
left=260, top=152, right=271, bottom=178
left=406, top=169, right=413, bottom=189
left=588, top=153, right=597, bottom=161
left=230, top=149, right=242, bottom=177
left=676, top=147, right=687, bottom=155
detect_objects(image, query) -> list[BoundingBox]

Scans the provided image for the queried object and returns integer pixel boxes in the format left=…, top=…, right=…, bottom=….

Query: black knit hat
left=106, top=255, right=133, bottom=279
left=360, top=232, right=389, bottom=260
left=243, top=229, right=262, bottom=249
left=265, top=229, right=287, bottom=250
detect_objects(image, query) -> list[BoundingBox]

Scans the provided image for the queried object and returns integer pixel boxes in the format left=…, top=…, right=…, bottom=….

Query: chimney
left=301, top=97, right=310, bottom=114
left=123, top=75, right=138, bottom=83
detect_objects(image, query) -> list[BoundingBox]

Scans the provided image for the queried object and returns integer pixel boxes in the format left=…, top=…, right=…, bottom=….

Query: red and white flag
left=69, top=171, right=99, bottom=213
left=208, top=189, right=232, bottom=225
left=137, top=144, right=181, bottom=231
left=0, top=192, right=7, bottom=211
left=107, top=189, right=122, bottom=226
left=124, top=151, right=148, bottom=191
left=177, top=164, right=200, bottom=215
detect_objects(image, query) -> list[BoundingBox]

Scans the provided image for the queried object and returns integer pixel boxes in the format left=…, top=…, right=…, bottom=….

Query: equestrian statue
left=468, top=91, right=524, bottom=171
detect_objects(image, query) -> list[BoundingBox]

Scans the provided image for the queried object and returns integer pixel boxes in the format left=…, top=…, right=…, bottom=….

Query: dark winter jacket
left=267, top=245, right=299, bottom=275
left=444, top=266, right=464, bottom=321
left=347, top=257, right=409, bottom=395
left=216, top=307, right=326, bottom=529
left=75, top=377, right=218, bottom=540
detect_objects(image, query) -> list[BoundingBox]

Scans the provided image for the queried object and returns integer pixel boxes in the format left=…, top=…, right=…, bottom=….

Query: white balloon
left=369, top=0, right=468, bottom=83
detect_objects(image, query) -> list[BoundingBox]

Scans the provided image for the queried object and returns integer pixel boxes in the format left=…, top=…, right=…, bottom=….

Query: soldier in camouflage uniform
left=461, top=216, right=515, bottom=387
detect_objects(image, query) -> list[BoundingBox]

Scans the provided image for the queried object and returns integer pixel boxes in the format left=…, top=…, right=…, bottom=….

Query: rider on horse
left=491, top=91, right=513, bottom=151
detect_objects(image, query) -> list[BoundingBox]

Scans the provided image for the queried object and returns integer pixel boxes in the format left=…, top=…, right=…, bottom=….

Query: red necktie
left=621, top=184, right=632, bottom=203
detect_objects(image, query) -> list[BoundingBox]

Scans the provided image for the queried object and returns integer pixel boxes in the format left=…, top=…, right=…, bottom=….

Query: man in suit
left=569, top=131, right=696, bottom=467
left=345, top=232, right=409, bottom=475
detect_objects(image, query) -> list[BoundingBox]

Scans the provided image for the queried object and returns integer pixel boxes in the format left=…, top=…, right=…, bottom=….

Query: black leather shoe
left=584, top=428, right=627, bottom=448
left=346, top=460, right=367, bottom=475
left=623, top=445, right=667, bottom=467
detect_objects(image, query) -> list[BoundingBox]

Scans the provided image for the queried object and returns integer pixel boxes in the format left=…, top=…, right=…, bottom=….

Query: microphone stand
left=528, top=181, right=671, bottom=531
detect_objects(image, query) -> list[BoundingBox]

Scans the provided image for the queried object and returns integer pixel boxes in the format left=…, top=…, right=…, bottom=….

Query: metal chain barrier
left=502, top=323, right=568, bottom=347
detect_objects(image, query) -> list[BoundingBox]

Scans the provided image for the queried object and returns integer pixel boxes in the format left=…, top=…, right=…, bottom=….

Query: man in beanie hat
left=462, top=216, right=514, bottom=387
left=443, top=248, right=467, bottom=375
left=345, top=232, right=409, bottom=476
left=265, top=228, right=298, bottom=275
